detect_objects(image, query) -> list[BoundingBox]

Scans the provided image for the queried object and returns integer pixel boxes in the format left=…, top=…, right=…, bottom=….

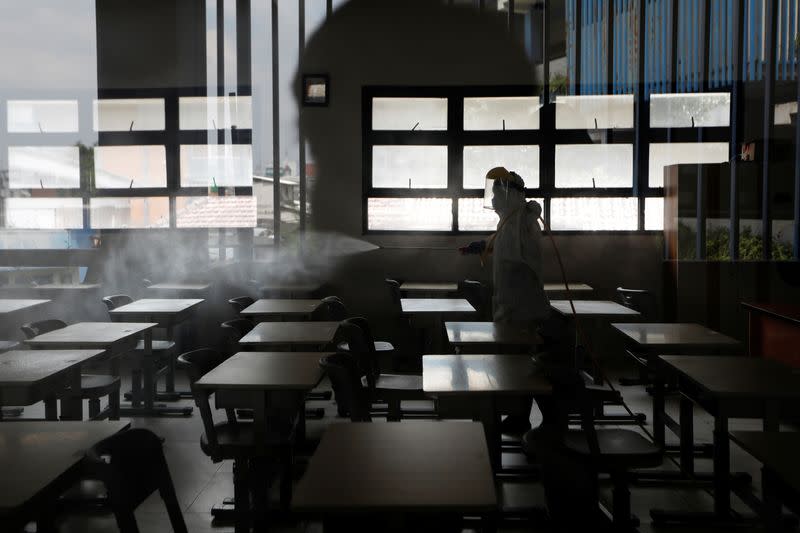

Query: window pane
left=774, top=101, right=796, bottom=125
left=179, top=96, right=253, bottom=130
left=180, top=145, right=253, bottom=187
left=176, top=196, right=257, bottom=228
left=464, top=97, right=540, bottom=130
left=644, top=197, right=664, bottom=230
left=648, top=142, right=728, bottom=187
left=555, top=144, right=632, bottom=188
left=367, top=198, right=452, bottom=230
left=458, top=198, right=498, bottom=231
left=89, top=197, right=169, bottom=229
left=94, top=146, right=167, bottom=188
left=372, top=98, right=447, bottom=131
left=372, top=146, right=447, bottom=188
left=550, top=197, right=638, bottom=230
left=649, top=93, right=730, bottom=128
left=463, top=145, right=539, bottom=189
left=555, top=95, right=634, bottom=129
left=93, top=99, right=165, bottom=132
left=4, top=198, right=84, bottom=229
left=8, top=146, right=80, bottom=188
left=7, top=100, right=79, bottom=133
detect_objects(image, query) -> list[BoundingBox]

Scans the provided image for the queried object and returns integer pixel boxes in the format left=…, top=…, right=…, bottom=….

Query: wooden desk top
left=543, top=283, right=593, bottom=292
left=445, top=321, right=541, bottom=347
left=25, top=322, right=156, bottom=349
left=0, top=299, right=50, bottom=315
left=658, top=355, right=800, bottom=399
left=742, top=302, right=800, bottom=326
left=259, top=283, right=321, bottom=294
left=109, top=298, right=204, bottom=316
left=423, top=354, right=552, bottom=395
left=292, top=421, right=496, bottom=513
left=0, top=285, right=100, bottom=292
left=400, top=282, right=459, bottom=293
left=401, top=298, right=476, bottom=315
left=240, top=299, right=322, bottom=317
left=730, top=431, right=800, bottom=493
left=0, top=350, right=106, bottom=387
left=239, top=321, right=340, bottom=346
left=0, top=421, right=129, bottom=514
left=195, top=352, right=327, bottom=391
left=147, top=282, right=211, bottom=292
left=550, top=300, right=640, bottom=318
left=612, top=323, right=740, bottom=348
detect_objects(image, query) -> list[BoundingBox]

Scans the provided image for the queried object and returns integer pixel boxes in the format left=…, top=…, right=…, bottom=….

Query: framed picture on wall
left=302, top=74, right=329, bottom=106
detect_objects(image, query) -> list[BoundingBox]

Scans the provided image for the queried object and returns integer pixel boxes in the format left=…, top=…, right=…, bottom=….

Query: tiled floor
left=14, top=362, right=778, bottom=532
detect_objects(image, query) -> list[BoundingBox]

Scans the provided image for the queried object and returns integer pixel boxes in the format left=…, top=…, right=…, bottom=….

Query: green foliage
left=549, top=73, right=569, bottom=97
left=678, top=222, right=793, bottom=261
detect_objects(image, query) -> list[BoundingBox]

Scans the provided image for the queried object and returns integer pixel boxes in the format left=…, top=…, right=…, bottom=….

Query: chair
left=21, top=320, right=120, bottom=420
left=523, top=365, right=662, bottom=531
left=85, top=428, right=187, bottom=533
left=336, top=319, right=434, bottom=421
left=458, top=279, right=492, bottom=320
left=310, top=295, right=348, bottom=321
left=616, top=287, right=658, bottom=387
left=178, top=349, right=296, bottom=530
left=0, top=340, right=20, bottom=353
left=220, top=318, right=255, bottom=344
left=102, top=294, right=178, bottom=398
left=228, top=296, right=255, bottom=314
left=319, top=352, right=372, bottom=421
left=385, top=278, right=402, bottom=311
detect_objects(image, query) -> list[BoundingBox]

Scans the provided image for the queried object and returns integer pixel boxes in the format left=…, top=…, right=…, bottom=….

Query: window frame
left=362, top=85, right=723, bottom=235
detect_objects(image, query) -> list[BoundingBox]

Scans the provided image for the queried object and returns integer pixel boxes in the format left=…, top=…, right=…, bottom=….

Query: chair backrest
left=86, top=428, right=188, bottom=533
left=176, top=348, right=233, bottom=456
left=616, top=287, right=657, bottom=320
left=319, top=353, right=371, bottom=422
left=220, top=318, right=254, bottom=342
left=20, top=319, right=67, bottom=339
left=102, top=294, right=134, bottom=312
left=227, top=296, right=255, bottom=314
left=311, top=296, right=347, bottom=321
left=384, top=279, right=402, bottom=308
left=335, top=320, right=378, bottom=387
left=142, top=278, right=153, bottom=288
left=459, top=279, right=491, bottom=319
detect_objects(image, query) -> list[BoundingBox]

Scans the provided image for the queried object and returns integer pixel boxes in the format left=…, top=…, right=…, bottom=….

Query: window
left=7, top=100, right=79, bottom=133
left=8, top=146, right=81, bottom=189
left=93, top=99, right=165, bottom=132
left=649, top=93, right=731, bottom=128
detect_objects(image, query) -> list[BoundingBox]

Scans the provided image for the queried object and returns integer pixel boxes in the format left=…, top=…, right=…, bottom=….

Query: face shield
left=483, top=168, right=526, bottom=210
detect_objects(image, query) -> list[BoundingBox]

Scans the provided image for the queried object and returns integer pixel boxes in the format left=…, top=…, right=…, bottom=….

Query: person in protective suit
left=459, top=166, right=552, bottom=432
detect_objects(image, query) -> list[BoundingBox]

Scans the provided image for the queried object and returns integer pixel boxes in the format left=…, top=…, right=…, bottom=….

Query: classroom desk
left=292, top=421, right=497, bottom=528
left=730, top=431, right=800, bottom=533
left=402, top=299, right=477, bottom=353
left=445, top=321, right=542, bottom=354
left=195, top=351, right=327, bottom=528
left=651, top=356, right=800, bottom=526
left=0, top=420, right=130, bottom=531
left=109, top=298, right=204, bottom=404
left=146, top=282, right=212, bottom=298
left=240, top=299, right=322, bottom=321
left=259, top=283, right=321, bottom=299
left=24, top=322, right=165, bottom=417
left=238, top=321, right=340, bottom=350
left=0, top=349, right=107, bottom=420
left=399, top=282, right=459, bottom=297
left=423, top=354, right=552, bottom=468
left=0, top=299, right=50, bottom=316
left=550, top=299, right=639, bottom=318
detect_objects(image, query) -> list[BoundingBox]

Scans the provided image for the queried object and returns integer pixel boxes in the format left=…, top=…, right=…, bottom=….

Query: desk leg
left=165, top=325, right=176, bottom=393
left=652, top=375, right=665, bottom=446
left=764, top=400, right=779, bottom=432
left=713, top=409, right=730, bottom=517
left=142, top=330, right=155, bottom=411
left=60, top=367, right=83, bottom=420
left=679, top=397, right=694, bottom=476
left=762, top=467, right=782, bottom=533
left=478, top=397, right=501, bottom=470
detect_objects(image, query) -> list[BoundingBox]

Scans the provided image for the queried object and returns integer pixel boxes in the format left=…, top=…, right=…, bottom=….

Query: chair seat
left=0, top=340, right=20, bottom=353
left=200, top=420, right=296, bottom=460
left=135, top=340, right=176, bottom=352
left=78, top=374, right=121, bottom=397
left=563, top=429, right=662, bottom=471
left=337, top=340, right=395, bottom=353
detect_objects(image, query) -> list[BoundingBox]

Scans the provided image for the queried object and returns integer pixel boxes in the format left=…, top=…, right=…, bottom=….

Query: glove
left=458, top=240, right=486, bottom=255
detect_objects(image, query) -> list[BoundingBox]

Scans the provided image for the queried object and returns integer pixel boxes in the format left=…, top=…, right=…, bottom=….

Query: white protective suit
left=488, top=176, right=550, bottom=324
